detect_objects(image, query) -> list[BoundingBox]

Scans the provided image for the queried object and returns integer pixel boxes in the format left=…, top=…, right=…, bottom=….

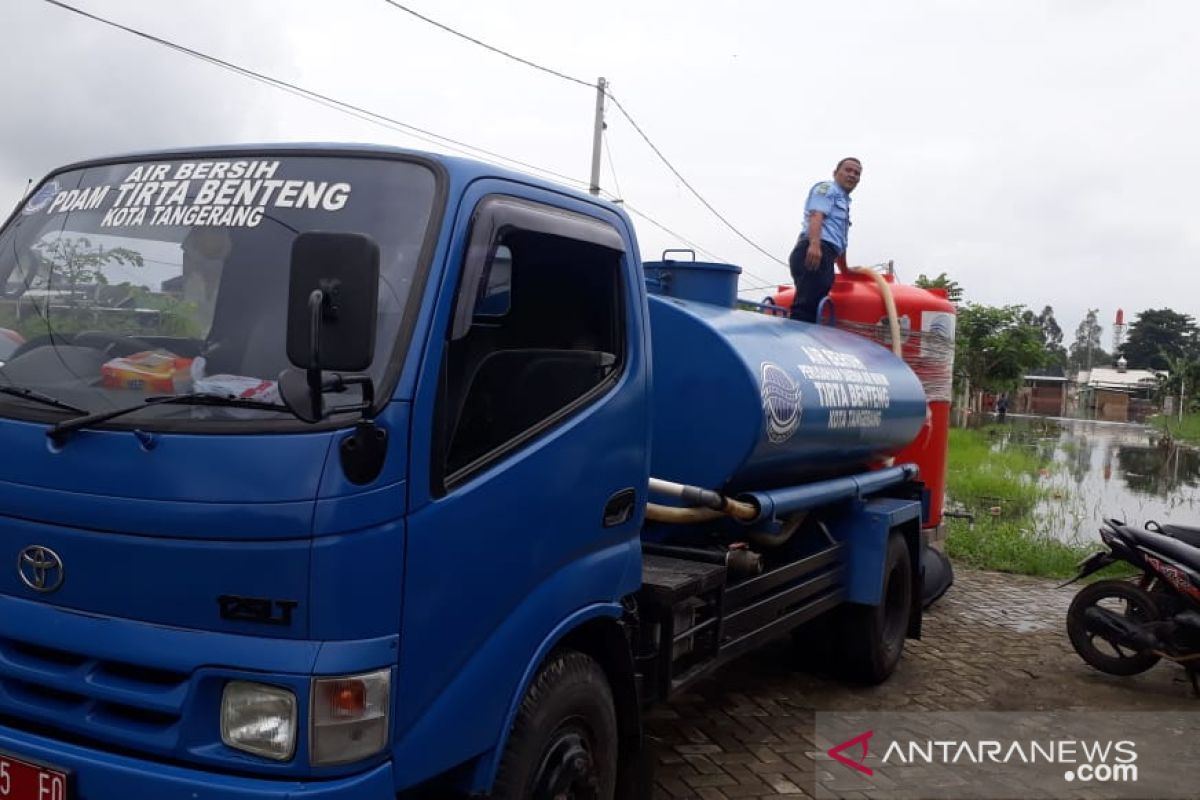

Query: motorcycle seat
left=1151, top=523, right=1200, bottom=549
left=1118, top=525, right=1200, bottom=572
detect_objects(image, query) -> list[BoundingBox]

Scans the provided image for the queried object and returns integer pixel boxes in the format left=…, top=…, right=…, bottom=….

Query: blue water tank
left=647, top=291, right=927, bottom=491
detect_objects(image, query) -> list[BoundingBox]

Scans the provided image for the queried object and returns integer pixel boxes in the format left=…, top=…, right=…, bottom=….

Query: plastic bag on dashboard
left=189, top=356, right=280, bottom=404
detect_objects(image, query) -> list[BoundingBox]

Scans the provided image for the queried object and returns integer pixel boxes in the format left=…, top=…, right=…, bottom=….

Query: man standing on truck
left=788, top=157, right=861, bottom=323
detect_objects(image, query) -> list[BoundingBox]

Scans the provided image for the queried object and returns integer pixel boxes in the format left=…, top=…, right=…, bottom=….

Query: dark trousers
left=788, top=240, right=838, bottom=323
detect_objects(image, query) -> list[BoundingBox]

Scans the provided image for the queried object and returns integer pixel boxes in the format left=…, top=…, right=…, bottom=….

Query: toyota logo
left=18, top=546, right=65, bottom=593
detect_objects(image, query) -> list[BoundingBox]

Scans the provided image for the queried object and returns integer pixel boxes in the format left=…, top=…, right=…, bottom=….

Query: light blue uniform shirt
left=800, top=180, right=852, bottom=255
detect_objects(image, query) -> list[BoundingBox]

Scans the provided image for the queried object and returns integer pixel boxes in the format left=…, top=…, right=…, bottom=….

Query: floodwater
left=975, top=416, right=1200, bottom=545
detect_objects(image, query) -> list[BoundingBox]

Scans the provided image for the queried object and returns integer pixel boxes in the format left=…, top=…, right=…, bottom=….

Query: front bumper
left=0, top=724, right=395, bottom=800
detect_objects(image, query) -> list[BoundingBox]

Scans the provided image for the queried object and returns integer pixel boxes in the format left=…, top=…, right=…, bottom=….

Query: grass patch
left=945, top=517, right=1134, bottom=580
left=1150, top=412, right=1200, bottom=443
left=945, top=517, right=1091, bottom=579
left=945, top=426, right=1048, bottom=517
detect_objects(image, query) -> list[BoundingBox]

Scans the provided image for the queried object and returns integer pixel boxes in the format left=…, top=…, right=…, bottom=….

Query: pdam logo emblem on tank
left=760, top=362, right=801, bottom=444
left=22, top=180, right=60, bottom=215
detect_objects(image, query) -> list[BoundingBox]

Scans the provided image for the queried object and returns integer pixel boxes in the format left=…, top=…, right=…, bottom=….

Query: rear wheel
left=1067, top=579, right=1161, bottom=676
left=492, top=650, right=618, bottom=800
left=835, top=532, right=912, bottom=684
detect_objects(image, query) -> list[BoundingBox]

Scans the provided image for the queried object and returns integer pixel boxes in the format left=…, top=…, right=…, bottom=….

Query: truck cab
left=0, top=145, right=654, bottom=798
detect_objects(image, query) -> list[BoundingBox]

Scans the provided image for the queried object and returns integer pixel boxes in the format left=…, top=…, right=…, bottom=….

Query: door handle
left=602, top=488, right=637, bottom=528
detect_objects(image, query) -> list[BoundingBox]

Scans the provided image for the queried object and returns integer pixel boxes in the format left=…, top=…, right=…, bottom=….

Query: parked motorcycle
left=1064, top=518, right=1200, bottom=693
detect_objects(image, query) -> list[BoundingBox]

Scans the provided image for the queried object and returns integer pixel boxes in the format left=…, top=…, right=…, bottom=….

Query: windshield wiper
left=47, top=392, right=293, bottom=445
left=0, top=384, right=87, bottom=414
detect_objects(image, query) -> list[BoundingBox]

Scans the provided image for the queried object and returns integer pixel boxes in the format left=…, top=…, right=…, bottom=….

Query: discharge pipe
left=735, top=464, right=919, bottom=527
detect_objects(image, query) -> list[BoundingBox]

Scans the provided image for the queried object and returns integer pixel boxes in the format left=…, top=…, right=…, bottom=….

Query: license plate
left=0, top=751, right=70, bottom=800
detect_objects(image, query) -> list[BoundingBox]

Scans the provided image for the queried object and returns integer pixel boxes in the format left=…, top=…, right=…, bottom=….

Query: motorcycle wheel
left=1067, top=579, right=1161, bottom=676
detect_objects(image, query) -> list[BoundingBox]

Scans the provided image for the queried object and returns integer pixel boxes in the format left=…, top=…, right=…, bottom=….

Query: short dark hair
left=836, top=157, right=862, bottom=170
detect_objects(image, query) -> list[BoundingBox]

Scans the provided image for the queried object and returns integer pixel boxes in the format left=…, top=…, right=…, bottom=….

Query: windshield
left=0, top=154, right=437, bottom=430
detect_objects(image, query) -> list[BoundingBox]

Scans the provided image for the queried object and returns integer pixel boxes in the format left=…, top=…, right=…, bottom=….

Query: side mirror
left=281, top=232, right=379, bottom=422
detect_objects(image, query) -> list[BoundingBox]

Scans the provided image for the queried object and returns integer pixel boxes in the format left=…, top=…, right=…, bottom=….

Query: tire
left=835, top=532, right=912, bottom=684
left=1067, top=579, right=1162, bottom=676
left=492, top=650, right=618, bottom=800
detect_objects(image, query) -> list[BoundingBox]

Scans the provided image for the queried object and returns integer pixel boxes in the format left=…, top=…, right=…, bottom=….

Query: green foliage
left=945, top=517, right=1116, bottom=579
left=954, top=303, right=1047, bottom=393
left=1150, top=411, right=1200, bottom=442
left=1148, top=351, right=1200, bottom=411
left=126, top=286, right=202, bottom=338
left=913, top=271, right=963, bottom=305
left=1023, top=305, right=1067, bottom=373
left=1120, top=308, right=1200, bottom=371
left=945, top=426, right=1049, bottom=516
left=0, top=283, right=200, bottom=342
left=1068, top=308, right=1108, bottom=372
left=31, top=236, right=143, bottom=294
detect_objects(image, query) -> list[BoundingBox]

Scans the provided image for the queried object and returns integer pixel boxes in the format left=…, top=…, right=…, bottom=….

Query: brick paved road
left=647, top=567, right=1190, bottom=799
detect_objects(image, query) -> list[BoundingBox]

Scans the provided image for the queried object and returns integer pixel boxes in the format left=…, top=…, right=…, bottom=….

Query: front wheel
left=835, top=532, right=913, bottom=684
left=1067, top=579, right=1162, bottom=676
left=492, top=650, right=617, bottom=800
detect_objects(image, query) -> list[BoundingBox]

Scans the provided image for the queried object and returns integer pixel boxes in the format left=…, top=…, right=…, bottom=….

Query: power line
left=602, top=94, right=786, bottom=270
left=611, top=198, right=732, bottom=265
left=603, top=127, right=781, bottom=285
left=40, top=0, right=593, bottom=190
left=379, top=1, right=594, bottom=89
left=740, top=282, right=787, bottom=295
left=374, top=1, right=788, bottom=276
left=615, top=204, right=786, bottom=292
left=41, top=0, right=788, bottom=291
left=601, top=129, right=624, bottom=206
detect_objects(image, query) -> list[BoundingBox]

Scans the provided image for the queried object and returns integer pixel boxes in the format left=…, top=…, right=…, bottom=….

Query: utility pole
left=589, top=77, right=607, bottom=196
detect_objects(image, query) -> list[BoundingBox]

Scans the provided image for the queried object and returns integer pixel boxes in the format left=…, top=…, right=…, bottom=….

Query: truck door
left=393, top=186, right=648, bottom=783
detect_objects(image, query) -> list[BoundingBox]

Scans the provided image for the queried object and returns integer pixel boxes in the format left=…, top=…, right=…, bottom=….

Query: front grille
left=0, top=635, right=189, bottom=752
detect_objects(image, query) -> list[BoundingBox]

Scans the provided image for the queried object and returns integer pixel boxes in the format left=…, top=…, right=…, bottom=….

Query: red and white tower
left=1112, top=308, right=1126, bottom=357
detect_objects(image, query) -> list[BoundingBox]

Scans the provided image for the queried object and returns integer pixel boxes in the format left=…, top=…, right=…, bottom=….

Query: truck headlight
left=311, top=670, right=390, bottom=766
left=221, top=681, right=297, bottom=760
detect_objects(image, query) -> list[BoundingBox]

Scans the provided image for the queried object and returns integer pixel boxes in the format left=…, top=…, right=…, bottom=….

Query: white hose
left=849, top=265, right=902, bottom=358
left=848, top=266, right=901, bottom=467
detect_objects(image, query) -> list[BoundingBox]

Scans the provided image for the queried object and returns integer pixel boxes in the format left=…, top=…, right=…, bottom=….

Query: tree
left=955, top=303, right=1047, bottom=396
left=32, top=236, right=143, bottom=298
left=913, top=272, right=963, bottom=305
left=1119, top=308, right=1199, bottom=371
left=1022, top=305, right=1067, bottom=373
left=1156, top=352, right=1200, bottom=414
left=1068, top=309, right=1107, bottom=373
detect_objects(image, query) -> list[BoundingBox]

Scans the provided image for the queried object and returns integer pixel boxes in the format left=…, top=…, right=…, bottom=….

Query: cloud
left=2, top=0, right=1197, bottom=341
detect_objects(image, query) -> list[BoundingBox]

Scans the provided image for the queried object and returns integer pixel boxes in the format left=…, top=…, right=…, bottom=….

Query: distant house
left=1074, top=359, right=1162, bottom=422
left=1020, top=374, right=1068, bottom=416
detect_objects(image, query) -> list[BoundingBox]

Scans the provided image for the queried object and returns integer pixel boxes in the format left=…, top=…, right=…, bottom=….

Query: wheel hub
left=533, top=729, right=599, bottom=800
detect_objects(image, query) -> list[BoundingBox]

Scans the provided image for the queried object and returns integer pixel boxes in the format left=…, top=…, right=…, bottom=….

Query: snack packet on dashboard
left=101, top=351, right=194, bottom=393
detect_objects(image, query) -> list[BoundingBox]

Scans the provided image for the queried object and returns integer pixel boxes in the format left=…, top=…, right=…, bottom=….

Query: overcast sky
left=3, top=0, right=1197, bottom=344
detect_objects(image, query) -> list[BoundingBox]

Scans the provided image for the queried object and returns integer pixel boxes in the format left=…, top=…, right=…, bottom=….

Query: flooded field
left=983, top=416, right=1200, bottom=545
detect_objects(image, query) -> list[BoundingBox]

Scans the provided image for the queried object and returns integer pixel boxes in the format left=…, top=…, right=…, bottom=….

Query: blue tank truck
left=0, top=144, right=931, bottom=799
